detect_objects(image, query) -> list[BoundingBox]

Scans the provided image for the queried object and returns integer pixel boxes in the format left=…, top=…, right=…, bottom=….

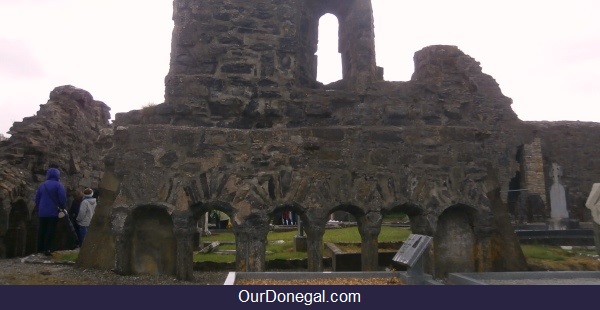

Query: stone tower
left=78, top=0, right=531, bottom=280
left=167, top=0, right=380, bottom=108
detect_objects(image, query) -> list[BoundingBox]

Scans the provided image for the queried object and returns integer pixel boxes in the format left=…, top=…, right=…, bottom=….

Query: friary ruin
left=1, top=0, right=600, bottom=280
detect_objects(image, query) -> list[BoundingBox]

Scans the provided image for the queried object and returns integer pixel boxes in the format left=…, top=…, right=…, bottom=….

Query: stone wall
left=80, top=0, right=531, bottom=279
left=522, top=138, right=546, bottom=203
left=524, top=121, right=600, bottom=221
left=0, top=85, right=111, bottom=257
left=1, top=0, right=598, bottom=280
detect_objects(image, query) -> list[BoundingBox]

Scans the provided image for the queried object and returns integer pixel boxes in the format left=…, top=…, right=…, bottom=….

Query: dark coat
left=34, top=168, right=67, bottom=218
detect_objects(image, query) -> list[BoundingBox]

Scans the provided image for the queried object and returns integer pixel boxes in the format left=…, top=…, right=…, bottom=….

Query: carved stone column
left=113, top=236, right=127, bottom=275
left=304, top=219, right=327, bottom=272
left=172, top=212, right=195, bottom=281
left=234, top=214, right=270, bottom=272
left=112, top=208, right=132, bottom=275
left=358, top=211, right=382, bottom=271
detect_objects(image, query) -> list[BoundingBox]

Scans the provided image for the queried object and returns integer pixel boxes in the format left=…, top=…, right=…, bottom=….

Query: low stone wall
left=324, top=242, right=402, bottom=271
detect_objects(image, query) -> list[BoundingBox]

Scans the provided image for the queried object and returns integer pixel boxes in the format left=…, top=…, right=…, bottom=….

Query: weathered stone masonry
left=78, top=0, right=537, bottom=280
left=2, top=1, right=599, bottom=280
left=0, top=85, right=111, bottom=257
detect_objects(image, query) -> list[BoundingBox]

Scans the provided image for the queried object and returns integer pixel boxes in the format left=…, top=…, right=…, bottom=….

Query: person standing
left=76, top=188, right=97, bottom=245
left=35, top=167, right=67, bottom=256
left=68, top=190, right=84, bottom=248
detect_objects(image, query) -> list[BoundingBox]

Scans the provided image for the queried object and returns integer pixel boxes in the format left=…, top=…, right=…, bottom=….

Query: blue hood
left=46, top=168, right=60, bottom=181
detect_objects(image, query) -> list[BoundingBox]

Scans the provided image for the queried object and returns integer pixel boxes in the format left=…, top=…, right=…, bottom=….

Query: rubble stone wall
left=3, top=0, right=598, bottom=281
left=80, top=0, right=533, bottom=280
left=0, top=85, right=111, bottom=257
left=525, top=121, right=600, bottom=221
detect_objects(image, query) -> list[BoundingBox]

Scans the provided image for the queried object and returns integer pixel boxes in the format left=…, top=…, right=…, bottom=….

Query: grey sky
left=1, top=0, right=599, bottom=136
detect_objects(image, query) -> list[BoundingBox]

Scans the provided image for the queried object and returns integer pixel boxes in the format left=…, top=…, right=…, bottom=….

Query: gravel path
left=0, top=253, right=229, bottom=285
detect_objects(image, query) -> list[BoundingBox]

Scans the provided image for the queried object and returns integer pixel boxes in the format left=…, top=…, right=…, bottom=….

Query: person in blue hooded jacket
left=35, top=167, right=67, bottom=256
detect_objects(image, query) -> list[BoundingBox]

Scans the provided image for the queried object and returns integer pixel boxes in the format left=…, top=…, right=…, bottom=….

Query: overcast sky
left=1, top=0, right=599, bottom=136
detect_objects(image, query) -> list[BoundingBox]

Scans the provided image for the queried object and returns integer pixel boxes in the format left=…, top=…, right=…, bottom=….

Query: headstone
left=199, top=241, right=221, bottom=254
left=550, top=163, right=569, bottom=219
left=586, top=184, right=600, bottom=255
left=548, top=163, right=570, bottom=230
left=392, top=234, right=434, bottom=284
left=585, top=183, right=600, bottom=225
left=393, top=234, right=432, bottom=267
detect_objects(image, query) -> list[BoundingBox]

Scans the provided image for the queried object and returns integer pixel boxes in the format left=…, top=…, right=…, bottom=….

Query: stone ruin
left=2, top=0, right=600, bottom=281
left=80, top=0, right=535, bottom=279
left=0, top=85, right=111, bottom=257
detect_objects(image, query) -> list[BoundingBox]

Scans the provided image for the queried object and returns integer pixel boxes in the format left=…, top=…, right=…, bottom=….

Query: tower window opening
left=316, top=14, right=342, bottom=84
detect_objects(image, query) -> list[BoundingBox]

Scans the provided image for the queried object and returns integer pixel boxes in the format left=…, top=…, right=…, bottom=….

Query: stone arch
left=326, top=204, right=383, bottom=271
left=271, top=203, right=303, bottom=226
left=383, top=202, right=432, bottom=272
left=190, top=201, right=235, bottom=230
left=191, top=200, right=271, bottom=272
left=433, top=204, right=478, bottom=279
left=121, top=205, right=177, bottom=277
left=189, top=201, right=236, bottom=256
left=5, top=199, right=33, bottom=258
left=385, top=202, right=428, bottom=234
left=264, top=203, right=307, bottom=271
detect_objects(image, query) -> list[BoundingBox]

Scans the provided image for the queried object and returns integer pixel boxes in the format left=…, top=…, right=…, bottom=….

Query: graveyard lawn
left=523, top=245, right=600, bottom=271
left=194, top=226, right=412, bottom=263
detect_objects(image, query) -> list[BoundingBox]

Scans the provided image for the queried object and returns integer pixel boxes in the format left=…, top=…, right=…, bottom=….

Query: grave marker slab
left=393, top=234, right=432, bottom=267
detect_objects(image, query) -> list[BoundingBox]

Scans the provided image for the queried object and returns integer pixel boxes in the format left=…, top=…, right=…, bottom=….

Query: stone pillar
left=234, top=215, right=270, bottom=272
left=172, top=213, right=195, bottom=281
left=304, top=220, right=327, bottom=272
left=358, top=211, right=382, bottom=271
left=112, top=208, right=132, bottom=275
left=113, top=234, right=131, bottom=275
left=474, top=227, right=494, bottom=272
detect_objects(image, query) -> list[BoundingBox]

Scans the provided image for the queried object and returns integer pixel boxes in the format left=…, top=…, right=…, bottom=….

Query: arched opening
left=316, top=14, right=342, bottom=84
left=190, top=203, right=236, bottom=271
left=384, top=203, right=425, bottom=271
left=265, top=204, right=307, bottom=271
left=129, top=206, right=177, bottom=276
left=321, top=204, right=393, bottom=271
left=433, top=205, right=477, bottom=279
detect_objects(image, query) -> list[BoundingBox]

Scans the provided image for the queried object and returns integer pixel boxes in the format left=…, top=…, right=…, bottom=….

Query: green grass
left=55, top=251, right=79, bottom=262
left=195, top=226, right=411, bottom=263
left=59, top=229, right=591, bottom=268
left=521, top=245, right=569, bottom=261
left=324, top=226, right=411, bottom=243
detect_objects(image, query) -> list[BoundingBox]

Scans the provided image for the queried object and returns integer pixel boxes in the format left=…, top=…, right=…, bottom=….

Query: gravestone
left=548, top=163, right=570, bottom=230
left=586, top=183, right=600, bottom=254
left=393, top=234, right=433, bottom=284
